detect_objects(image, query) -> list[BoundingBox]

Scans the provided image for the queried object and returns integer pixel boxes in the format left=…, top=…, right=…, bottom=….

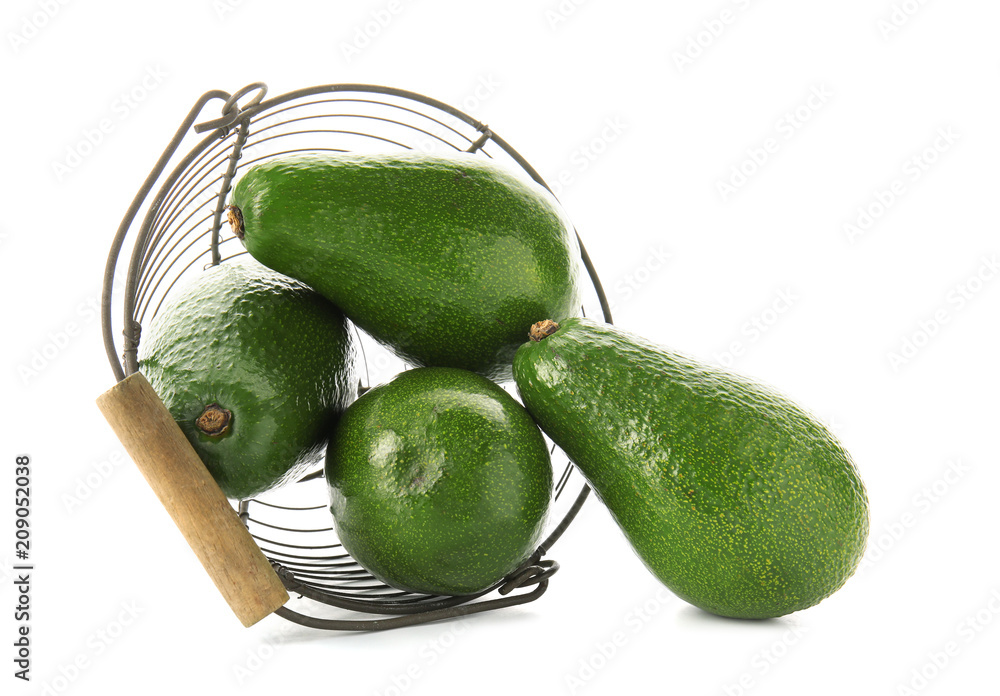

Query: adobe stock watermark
left=371, top=622, right=468, bottom=696
left=452, top=73, right=501, bottom=119
left=716, top=85, right=833, bottom=202
left=819, top=413, right=846, bottom=438
left=877, top=0, right=931, bottom=40
left=860, top=458, right=969, bottom=573
left=544, top=0, right=592, bottom=29
left=547, top=116, right=629, bottom=198
left=360, top=344, right=406, bottom=392
left=565, top=586, right=677, bottom=693
left=38, top=601, right=144, bottom=696
left=843, top=126, right=959, bottom=244
left=17, top=294, right=100, bottom=385
left=397, top=74, right=501, bottom=154
left=61, top=450, right=127, bottom=514
left=672, top=0, right=755, bottom=73
left=231, top=620, right=301, bottom=685
left=896, top=587, right=1000, bottom=695
left=213, top=0, right=250, bottom=20
left=714, top=287, right=798, bottom=368
left=52, top=65, right=168, bottom=182
left=340, top=0, right=409, bottom=64
left=886, top=254, right=997, bottom=372
left=605, top=244, right=672, bottom=316
left=721, top=625, right=807, bottom=696
left=7, top=0, right=71, bottom=54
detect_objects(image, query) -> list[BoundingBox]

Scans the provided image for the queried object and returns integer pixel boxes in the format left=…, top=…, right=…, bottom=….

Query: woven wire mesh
left=102, top=83, right=612, bottom=630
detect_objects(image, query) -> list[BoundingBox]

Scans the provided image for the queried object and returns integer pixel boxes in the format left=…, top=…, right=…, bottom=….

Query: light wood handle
left=96, top=372, right=289, bottom=627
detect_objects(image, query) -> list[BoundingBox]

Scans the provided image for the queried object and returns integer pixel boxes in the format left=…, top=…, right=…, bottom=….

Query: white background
left=3, top=0, right=999, bottom=694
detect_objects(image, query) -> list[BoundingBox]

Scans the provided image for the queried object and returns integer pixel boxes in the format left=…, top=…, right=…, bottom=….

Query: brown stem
left=528, top=320, right=560, bottom=342
left=226, top=205, right=245, bottom=240
left=197, top=404, right=232, bottom=436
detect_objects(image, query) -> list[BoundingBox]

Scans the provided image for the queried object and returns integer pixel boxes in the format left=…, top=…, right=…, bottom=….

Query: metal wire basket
left=100, top=82, right=613, bottom=630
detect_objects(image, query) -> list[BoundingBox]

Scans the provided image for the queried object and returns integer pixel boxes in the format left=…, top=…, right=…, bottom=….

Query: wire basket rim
left=100, top=81, right=612, bottom=630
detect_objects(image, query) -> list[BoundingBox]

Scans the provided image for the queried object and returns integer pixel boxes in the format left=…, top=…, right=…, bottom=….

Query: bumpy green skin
left=231, top=152, right=581, bottom=382
left=138, top=258, right=356, bottom=500
left=325, top=367, right=553, bottom=596
left=513, top=318, right=869, bottom=619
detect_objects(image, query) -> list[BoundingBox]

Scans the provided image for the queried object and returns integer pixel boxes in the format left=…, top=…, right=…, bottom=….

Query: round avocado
left=325, top=367, right=553, bottom=596
left=139, top=257, right=356, bottom=499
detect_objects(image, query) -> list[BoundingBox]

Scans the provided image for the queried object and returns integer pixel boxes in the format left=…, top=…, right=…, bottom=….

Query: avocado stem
left=197, top=404, right=232, bottom=436
left=529, top=320, right=560, bottom=342
left=226, top=205, right=245, bottom=240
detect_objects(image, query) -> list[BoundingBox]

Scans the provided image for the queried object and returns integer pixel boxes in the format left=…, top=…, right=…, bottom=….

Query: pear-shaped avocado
left=513, top=318, right=869, bottom=619
left=139, top=258, right=356, bottom=499
left=325, top=367, right=553, bottom=596
left=228, top=151, right=581, bottom=382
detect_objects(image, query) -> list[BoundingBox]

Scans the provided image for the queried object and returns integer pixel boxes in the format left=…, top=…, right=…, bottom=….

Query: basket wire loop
left=103, top=82, right=614, bottom=630
left=192, top=82, right=268, bottom=135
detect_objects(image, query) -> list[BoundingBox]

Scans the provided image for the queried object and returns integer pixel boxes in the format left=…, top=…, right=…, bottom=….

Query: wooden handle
left=96, top=372, right=289, bottom=627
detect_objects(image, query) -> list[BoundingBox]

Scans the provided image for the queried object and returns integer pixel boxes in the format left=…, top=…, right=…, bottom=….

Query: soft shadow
left=674, top=603, right=799, bottom=632
left=257, top=601, right=539, bottom=645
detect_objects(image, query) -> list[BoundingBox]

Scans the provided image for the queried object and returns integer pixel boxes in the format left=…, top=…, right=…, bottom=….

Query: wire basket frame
left=101, top=82, right=613, bottom=630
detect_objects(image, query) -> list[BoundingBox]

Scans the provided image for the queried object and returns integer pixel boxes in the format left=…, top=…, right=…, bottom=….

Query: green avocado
left=228, top=151, right=581, bottom=382
left=138, top=258, right=356, bottom=500
left=325, top=367, right=553, bottom=596
left=513, top=318, right=869, bottom=619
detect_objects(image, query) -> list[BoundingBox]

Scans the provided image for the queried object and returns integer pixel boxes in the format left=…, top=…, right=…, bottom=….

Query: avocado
left=325, top=367, right=553, bottom=596
left=512, top=318, right=869, bottom=619
left=138, top=258, right=356, bottom=500
left=228, top=151, right=581, bottom=382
